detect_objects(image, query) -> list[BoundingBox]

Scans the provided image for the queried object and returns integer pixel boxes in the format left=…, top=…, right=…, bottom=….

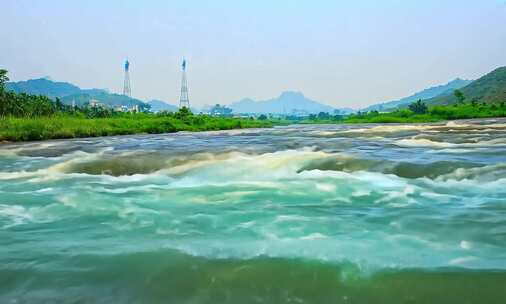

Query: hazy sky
left=1, top=0, right=506, bottom=108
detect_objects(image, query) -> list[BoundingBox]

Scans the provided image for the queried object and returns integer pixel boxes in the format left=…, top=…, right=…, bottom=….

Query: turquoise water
left=1, top=119, right=506, bottom=303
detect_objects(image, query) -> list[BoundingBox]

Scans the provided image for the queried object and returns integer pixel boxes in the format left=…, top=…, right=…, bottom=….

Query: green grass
left=341, top=103, right=506, bottom=124
left=0, top=114, right=277, bottom=142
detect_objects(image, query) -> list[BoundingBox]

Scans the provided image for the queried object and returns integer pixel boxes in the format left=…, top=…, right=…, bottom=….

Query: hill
left=60, top=92, right=146, bottom=108
left=6, top=78, right=81, bottom=99
left=363, top=78, right=472, bottom=112
left=427, top=66, right=506, bottom=105
left=230, top=91, right=343, bottom=114
left=5, top=78, right=147, bottom=109
left=147, top=100, right=179, bottom=112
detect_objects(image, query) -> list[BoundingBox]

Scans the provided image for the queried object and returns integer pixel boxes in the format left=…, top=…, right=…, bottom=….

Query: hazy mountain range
left=229, top=91, right=353, bottom=114
left=426, top=67, right=506, bottom=105
left=362, top=78, right=473, bottom=112
left=4, top=79, right=350, bottom=114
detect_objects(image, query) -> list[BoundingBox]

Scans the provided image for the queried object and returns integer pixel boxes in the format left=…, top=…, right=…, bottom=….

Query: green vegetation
left=408, top=99, right=428, bottom=114
left=0, top=113, right=274, bottom=142
left=1, top=69, right=58, bottom=117
left=0, top=69, right=275, bottom=142
left=344, top=99, right=506, bottom=123
left=293, top=112, right=344, bottom=124
left=454, top=89, right=465, bottom=104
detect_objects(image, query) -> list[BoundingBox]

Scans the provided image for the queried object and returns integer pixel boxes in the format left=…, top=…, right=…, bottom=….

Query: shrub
left=409, top=100, right=428, bottom=114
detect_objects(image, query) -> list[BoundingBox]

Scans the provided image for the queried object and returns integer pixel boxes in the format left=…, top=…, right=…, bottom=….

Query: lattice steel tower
left=179, top=58, right=190, bottom=108
left=123, top=59, right=131, bottom=97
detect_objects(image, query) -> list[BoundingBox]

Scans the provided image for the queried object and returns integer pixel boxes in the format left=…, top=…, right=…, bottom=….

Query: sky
left=1, top=0, right=506, bottom=109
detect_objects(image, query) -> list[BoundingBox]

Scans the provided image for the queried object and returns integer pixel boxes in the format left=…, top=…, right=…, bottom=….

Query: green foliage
left=301, top=112, right=343, bottom=123
left=0, top=69, right=9, bottom=89
left=83, top=106, right=114, bottom=118
left=0, top=69, right=142, bottom=119
left=174, top=107, right=192, bottom=120
left=454, top=90, right=465, bottom=104
left=0, top=113, right=276, bottom=142
left=317, top=112, right=330, bottom=119
left=408, top=100, right=428, bottom=114
left=1, top=90, right=57, bottom=117
left=1, top=69, right=60, bottom=117
left=343, top=102, right=506, bottom=124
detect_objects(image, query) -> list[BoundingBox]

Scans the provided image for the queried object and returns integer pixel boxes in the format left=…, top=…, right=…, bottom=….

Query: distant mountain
left=230, top=91, right=344, bottom=114
left=363, top=78, right=473, bottom=112
left=147, top=99, right=178, bottom=112
left=6, top=78, right=147, bottom=108
left=60, top=92, right=146, bottom=108
left=427, top=66, right=506, bottom=105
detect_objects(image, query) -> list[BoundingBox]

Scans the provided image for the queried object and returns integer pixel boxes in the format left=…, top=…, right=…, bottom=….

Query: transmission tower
left=179, top=58, right=190, bottom=109
left=123, top=59, right=131, bottom=97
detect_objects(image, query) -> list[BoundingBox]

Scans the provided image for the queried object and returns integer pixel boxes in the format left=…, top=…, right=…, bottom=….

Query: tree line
left=0, top=69, right=61, bottom=117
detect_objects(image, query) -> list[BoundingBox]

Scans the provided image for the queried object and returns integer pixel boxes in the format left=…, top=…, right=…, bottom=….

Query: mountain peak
left=447, top=78, right=471, bottom=86
left=279, top=91, right=305, bottom=99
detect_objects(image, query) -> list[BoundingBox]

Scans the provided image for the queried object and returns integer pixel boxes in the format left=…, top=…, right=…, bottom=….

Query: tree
left=454, top=90, right=465, bottom=104
left=317, top=112, right=330, bottom=119
left=174, top=106, right=192, bottom=119
left=0, top=70, right=61, bottom=117
left=258, top=114, right=267, bottom=120
left=210, top=104, right=233, bottom=116
left=139, top=103, right=151, bottom=113
left=55, top=97, right=65, bottom=111
left=408, top=99, right=428, bottom=114
left=0, top=69, right=9, bottom=90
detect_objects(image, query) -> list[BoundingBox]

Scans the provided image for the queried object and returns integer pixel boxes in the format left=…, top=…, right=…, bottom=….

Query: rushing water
left=1, top=119, right=506, bottom=303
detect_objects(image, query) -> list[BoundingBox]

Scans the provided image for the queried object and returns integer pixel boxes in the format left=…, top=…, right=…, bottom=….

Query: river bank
left=0, top=115, right=277, bottom=142
left=2, top=102, right=506, bottom=143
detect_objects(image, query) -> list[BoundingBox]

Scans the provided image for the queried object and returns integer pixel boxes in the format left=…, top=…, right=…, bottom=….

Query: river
left=1, top=119, right=506, bottom=303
